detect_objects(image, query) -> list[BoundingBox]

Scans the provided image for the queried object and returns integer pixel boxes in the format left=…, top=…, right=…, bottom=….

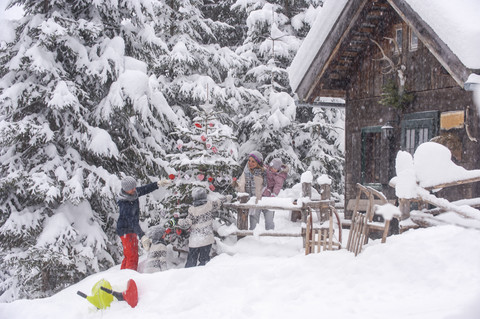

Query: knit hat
left=192, top=187, right=207, bottom=206
left=249, top=151, right=263, bottom=165
left=269, top=158, right=283, bottom=170
left=121, top=176, right=137, bottom=192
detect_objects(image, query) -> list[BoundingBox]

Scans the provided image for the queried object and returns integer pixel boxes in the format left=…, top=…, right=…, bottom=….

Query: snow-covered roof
left=288, top=0, right=347, bottom=94
left=289, top=0, right=480, bottom=94
left=404, top=0, right=480, bottom=70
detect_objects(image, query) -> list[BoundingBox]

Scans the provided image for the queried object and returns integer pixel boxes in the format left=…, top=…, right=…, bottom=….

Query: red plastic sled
left=100, top=279, right=138, bottom=308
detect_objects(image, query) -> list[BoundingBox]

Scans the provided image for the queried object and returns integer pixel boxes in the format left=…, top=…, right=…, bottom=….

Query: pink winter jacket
left=262, top=165, right=288, bottom=197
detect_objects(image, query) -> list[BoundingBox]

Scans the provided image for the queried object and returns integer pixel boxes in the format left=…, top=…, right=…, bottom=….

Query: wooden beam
left=224, top=203, right=300, bottom=211
left=328, top=73, right=342, bottom=80
left=366, top=10, right=387, bottom=18
left=349, top=40, right=367, bottom=47
left=352, top=30, right=371, bottom=38
left=232, top=231, right=303, bottom=237
left=338, top=56, right=355, bottom=63
left=359, top=27, right=374, bottom=33
left=337, top=59, right=353, bottom=66
left=424, top=176, right=480, bottom=191
left=417, top=188, right=480, bottom=220
left=372, top=2, right=390, bottom=9
left=224, top=200, right=332, bottom=211
left=313, top=89, right=346, bottom=99
left=333, top=65, right=351, bottom=71
left=343, top=50, right=360, bottom=57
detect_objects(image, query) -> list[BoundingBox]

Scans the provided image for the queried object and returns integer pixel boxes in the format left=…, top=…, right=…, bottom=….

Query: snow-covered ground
left=1, top=210, right=479, bottom=319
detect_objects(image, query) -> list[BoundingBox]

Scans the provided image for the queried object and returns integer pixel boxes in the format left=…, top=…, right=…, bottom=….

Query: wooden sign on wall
left=440, top=110, right=464, bottom=130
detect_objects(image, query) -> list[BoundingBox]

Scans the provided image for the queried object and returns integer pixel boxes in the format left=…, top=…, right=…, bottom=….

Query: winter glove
left=157, top=179, right=171, bottom=187
left=141, top=235, right=152, bottom=251
left=177, top=218, right=192, bottom=230
left=219, top=195, right=233, bottom=203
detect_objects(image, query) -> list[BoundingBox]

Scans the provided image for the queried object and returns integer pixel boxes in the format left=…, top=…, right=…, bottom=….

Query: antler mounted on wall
left=370, top=37, right=400, bottom=75
left=371, top=37, right=412, bottom=109
left=371, top=37, right=407, bottom=93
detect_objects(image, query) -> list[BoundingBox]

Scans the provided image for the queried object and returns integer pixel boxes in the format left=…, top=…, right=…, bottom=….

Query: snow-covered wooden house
left=289, top=0, right=480, bottom=218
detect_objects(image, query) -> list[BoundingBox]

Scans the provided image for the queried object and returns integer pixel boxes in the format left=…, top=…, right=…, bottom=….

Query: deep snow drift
left=1, top=211, right=479, bottom=319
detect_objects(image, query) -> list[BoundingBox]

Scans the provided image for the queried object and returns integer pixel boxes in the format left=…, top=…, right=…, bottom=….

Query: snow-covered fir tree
left=232, top=0, right=324, bottom=183
left=0, top=0, right=178, bottom=301
left=153, top=0, right=248, bottom=117
left=161, top=104, right=239, bottom=249
left=295, top=104, right=345, bottom=199
left=202, top=0, right=247, bottom=47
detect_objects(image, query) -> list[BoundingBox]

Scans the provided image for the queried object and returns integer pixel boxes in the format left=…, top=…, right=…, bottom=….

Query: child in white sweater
left=178, top=187, right=223, bottom=268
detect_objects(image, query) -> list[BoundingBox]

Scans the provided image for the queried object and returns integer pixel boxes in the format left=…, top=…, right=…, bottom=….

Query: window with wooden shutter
left=401, top=111, right=439, bottom=155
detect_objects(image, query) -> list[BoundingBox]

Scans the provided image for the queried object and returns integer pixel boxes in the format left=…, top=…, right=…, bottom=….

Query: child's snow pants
left=185, top=244, right=212, bottom=268
left=120, top=233, right=139, bottom=270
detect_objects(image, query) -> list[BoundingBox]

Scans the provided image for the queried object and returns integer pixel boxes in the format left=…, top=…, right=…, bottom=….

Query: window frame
left=409, top=28, right=418, bottom=51
left=394, top=24, right=403, bottom=54
left=401, top=111, right=439, bottom=155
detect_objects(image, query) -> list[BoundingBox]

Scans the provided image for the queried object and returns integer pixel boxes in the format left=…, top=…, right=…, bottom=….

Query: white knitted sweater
left=184, top=200, right=221, bottom=248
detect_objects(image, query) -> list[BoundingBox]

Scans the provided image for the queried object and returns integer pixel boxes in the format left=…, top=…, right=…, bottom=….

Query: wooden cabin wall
left=344, top=20, right=480, bottom=216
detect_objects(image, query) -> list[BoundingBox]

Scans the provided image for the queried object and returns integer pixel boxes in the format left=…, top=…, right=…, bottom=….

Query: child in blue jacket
left=116, top=176, right=169, bottom=270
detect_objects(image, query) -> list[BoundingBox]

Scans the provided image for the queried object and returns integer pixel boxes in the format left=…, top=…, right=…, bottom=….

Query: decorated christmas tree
left=160, top=103, right=239, bottom=227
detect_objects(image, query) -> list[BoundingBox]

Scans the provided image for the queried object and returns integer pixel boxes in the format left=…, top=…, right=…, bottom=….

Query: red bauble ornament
left=195, top=123, right=202, bottom=128
left=209, top=123, right=214, bottom=127
left=201, top=135, right=207, bottom=142
left=209, top=184, right=215, bottom=191
left=168, top=174, right=175, bottom=180
left=208, top=176, right=214, bottom=182
left=212, top=146, right=218, bottom=153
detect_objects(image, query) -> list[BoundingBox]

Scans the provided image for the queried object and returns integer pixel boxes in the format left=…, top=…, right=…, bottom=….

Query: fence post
left=291, top=182, right=311, bottom=222
left=319, top=184, right=331, bottom=223
left=399, top=198, right=411, bottom=220
left=301, top=182, right=312, bottom=222
left=236, top=194, right=249, bottom=238
left=303, top=182, right=312, bottom=198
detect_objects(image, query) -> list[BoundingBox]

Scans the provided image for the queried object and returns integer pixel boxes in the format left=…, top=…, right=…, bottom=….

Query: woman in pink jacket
left=261, top=158, right=288, bottom=230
